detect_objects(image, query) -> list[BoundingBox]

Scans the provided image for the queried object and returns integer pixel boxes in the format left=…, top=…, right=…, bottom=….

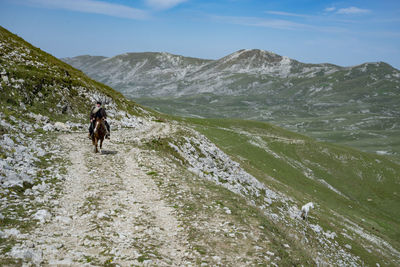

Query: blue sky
left=1, top=0, right=400, bottom=68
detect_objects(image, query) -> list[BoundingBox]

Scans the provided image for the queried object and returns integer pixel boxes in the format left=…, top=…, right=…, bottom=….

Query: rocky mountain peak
left=219, top=49, right=287, bottom=66
left=211, top=49, right=292, bottom=76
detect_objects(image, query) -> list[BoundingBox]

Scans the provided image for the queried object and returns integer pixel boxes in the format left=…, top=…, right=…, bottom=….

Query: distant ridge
left=62, top=49, right=399, bottom=97
left=63, top=49, right=400, bottom=156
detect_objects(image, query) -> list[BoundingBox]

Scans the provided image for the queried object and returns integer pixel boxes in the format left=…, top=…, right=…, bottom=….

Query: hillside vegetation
left=0, top=26, right=144, bottom=125
left=182, top=118, right=400, bottom=246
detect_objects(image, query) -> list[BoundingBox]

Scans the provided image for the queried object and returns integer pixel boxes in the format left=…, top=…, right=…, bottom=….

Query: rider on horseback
left=89, top=101, right=110, bottom=139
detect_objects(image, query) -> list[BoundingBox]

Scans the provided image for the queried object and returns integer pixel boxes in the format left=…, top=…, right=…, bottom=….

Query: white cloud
left=324, top=7, right=336, bottom=12
left=214, top=15, right=306, bottom=30
left=145, top=0, right=187, bottom=10
left=25, top=0, right=148, bottom=19
left=336, top=7, right=371, bottom=15
left=213, top=15, right=345, bottom=33
left=265, top=10, right=310, bottom=18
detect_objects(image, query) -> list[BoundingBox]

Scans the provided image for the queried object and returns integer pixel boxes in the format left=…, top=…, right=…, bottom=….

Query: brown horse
left=92, top=118, right=106, bottom=153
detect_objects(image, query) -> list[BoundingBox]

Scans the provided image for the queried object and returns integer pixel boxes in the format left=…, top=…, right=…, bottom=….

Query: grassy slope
left=144, top=142, right=315, bottom=265
left=178, top=117, right=400, bottom=255
left=0, top=26, right=146, bottom=123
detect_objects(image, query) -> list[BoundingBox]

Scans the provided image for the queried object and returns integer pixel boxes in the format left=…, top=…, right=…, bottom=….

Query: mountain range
left=63, top=50, right=400, bottom=157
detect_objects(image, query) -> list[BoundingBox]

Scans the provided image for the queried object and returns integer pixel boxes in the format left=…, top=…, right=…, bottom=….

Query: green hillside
left=177, top=117, right=400, bottom=263
left=0, top=26, right=144, bottom=124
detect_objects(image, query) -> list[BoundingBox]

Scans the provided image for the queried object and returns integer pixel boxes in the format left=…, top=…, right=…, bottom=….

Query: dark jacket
left=90, top=106, right=107, bottom=120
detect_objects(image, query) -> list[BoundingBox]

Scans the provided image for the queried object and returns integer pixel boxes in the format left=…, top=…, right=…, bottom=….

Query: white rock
left=43, top=123, right=54, bottom=131
left=54, top=122, right=70, bottom=132
left=32, top=183, right=49, bottom=192
left=15, top=145, right=26, bottom=153
left=25, top=241, right=35, bottom=248
left=3, top=228, right=21, bottom=238
left=97, top=212, right=107, bottom=219
left=49, top=259, right=73, bottom=265
left=10, top=246, right=42, bottom=264
left=55, top=216, right=72, bottom=224
left=309, top=224, right=323, bottom=233
left=33, top=209, right=51, bottom=223
left=323, top=231, right=336, bottom=239
left=266, top=251, right=275, bottom=256
left=36, top=147, right=46, bottom=157
left=3, top=135, right=14, bottom=147
left=223, top=207, right=231, bottom=214
left=212, top=255, right=221, bottom=261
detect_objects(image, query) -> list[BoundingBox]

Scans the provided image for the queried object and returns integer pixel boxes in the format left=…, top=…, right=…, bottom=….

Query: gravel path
left=31, top=123, right=191, bottom=266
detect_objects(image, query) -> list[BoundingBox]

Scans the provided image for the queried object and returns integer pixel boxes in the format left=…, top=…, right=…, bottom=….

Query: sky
left=0, top=0, right=400, bottom=69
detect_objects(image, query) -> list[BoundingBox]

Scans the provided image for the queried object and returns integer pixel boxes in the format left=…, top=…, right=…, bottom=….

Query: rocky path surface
left=29, top=123, right=193, bottom=265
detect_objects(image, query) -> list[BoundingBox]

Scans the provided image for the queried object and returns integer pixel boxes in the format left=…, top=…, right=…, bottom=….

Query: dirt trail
left=31, top=122, right=191, bottom=266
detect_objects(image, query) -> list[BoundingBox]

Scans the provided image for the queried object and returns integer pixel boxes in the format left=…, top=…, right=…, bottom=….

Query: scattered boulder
left=29, top=113, right=49, bottom=123
left=3, top=135, right=14, bottom=147
left=10, top=246, right=43, bottom=265
left=3, top=228, right=21, bottom=238
left=223, top=207, right=231, bottom=214
left=55, top=216, right=72, bottom=224
left=61, top=105, right=71, bottom=114
left=54, top=122, right=70, bottom=132
left=42, top=123, right=54, bottom=131
left=33, top=209, right=52, bottom=223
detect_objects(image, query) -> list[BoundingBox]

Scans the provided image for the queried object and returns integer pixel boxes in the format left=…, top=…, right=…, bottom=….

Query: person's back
left=89, top=101, right=110, bottom=139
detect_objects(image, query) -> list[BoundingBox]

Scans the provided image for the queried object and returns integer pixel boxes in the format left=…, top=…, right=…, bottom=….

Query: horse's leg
left=94, top=137, right=99, bottom=153
left=99, top=138, right=103, bottom=153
